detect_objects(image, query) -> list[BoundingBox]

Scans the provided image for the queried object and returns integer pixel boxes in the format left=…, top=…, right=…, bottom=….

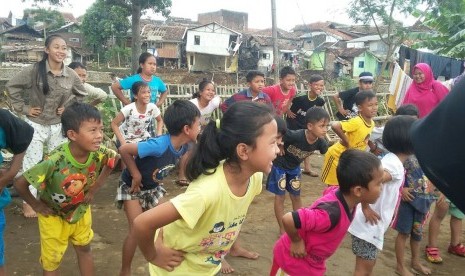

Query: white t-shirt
left=189, top=96, right=221, bottom=127
left=348, top=152, right=404, bottom=250
left=119, top=102, right=161, bottom=143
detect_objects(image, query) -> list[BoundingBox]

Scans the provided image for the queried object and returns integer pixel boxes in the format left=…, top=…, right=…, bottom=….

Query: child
left=133, top=101, right=279, bottom=275
left=286, top=74, right=326, bottom=176
left=348, top=115, right=416, bottom=276
left=0, top=109, right=33, bottom=275
left=116, top=100, right=200, bottom=276
left=220, top=71, right=273, bottom=112
left=68, top=62, right=108, bottom=106
left=6, top=34, right=87, bottom=217
left=262, top=66, right=297, bottom=115
left=111, top=81, right=164, bottom=147
left=189, top=78, right=221, bottom=130
left=271, top=149, right=384, bottom=276
left=14, top=102, right=118, bottom=275
left=321, top=91, right=378, bottom=186
left=267, top=107, right=329, bottom=234
left=112, top=52, right=168, bottom=107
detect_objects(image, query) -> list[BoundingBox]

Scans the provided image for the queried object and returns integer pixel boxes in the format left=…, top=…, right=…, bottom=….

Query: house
left=0, top=24, right=43, bottom=63
left=184, top=22, right=242, bottom=72
left=141, top=24, right=187, bottom=68
left=346, top=34, right=389, bottom=55
left=0, top=12, right=13, bottom=31
left=293, top=21, right=356, bottom=50
left=0, top=24, right=42, bottom=43
left=198, top=10, right=248, bottom=32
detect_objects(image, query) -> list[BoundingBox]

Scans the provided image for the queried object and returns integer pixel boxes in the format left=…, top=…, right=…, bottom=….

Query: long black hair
left=36, top=34, right=65, bottom=95
left=186, top=101, right=274, bottom=181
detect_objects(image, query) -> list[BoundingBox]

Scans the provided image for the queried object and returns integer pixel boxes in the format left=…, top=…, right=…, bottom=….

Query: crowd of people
left=0, top=34, right=464, bottom=276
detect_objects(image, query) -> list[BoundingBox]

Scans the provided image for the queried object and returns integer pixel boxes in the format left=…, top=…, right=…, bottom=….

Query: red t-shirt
left=262, top=84, right=296, bottom=115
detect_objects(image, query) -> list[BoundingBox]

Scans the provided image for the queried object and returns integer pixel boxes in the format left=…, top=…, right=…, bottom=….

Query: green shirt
left=23, top=142, right=115, bottom=223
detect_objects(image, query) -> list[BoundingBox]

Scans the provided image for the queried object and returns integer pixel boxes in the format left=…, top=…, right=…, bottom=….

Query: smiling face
left=413, top=68, right=426, bottom=84
left=309, top=80, right=325, bottom=96
left=358, top=96, right=378, bottom=119
left=199, top=83, right=216, bottom=102
left=246, top=120, right=279, bottom=174
left=134, top=85, right=151, bottom=104
left=69, top=119, right=104, bottom=152
left=45, top=37, right=67, bottom=65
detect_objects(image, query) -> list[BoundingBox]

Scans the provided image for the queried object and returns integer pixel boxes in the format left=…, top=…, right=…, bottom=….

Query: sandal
left=301, top=170, right=319, bottom=177
left=175, top=179, right=190, bottom=187
left=425, top=246, right=443, bottom=264
left=448, top=243, right=465, bottom=257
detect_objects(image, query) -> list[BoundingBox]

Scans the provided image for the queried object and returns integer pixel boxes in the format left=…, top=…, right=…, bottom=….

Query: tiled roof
left=141, top=24, right=187, bottom=42
left=249, top=35, right=299, bottom=51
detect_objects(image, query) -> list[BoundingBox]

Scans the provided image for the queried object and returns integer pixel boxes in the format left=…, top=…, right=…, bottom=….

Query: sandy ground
left=4, top=154, right=465, bottom=275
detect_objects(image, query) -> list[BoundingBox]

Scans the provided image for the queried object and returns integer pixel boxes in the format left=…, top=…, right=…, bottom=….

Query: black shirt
left=286, top=94, right=325, bottom=130
left=336, top=87, right=359, bottom=120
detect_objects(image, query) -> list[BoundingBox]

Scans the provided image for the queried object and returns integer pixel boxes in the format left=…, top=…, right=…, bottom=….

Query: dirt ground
left=4, top=154, right=465, bottom=275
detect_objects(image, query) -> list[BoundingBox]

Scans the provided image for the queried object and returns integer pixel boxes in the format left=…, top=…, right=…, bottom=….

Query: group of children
left=0, top=34, right=462, bottom=276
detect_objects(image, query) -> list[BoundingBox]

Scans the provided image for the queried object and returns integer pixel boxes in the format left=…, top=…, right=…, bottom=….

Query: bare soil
left=4, top=154, right=465, bottom=275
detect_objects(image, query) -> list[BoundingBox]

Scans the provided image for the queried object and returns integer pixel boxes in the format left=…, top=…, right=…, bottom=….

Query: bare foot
left=229, top=245, right=259, bottom=259
left=22, top=203, right=37, bottom=218
left=412, top=263, right=432, bottom=275
left=220, top=259, right=235, bottom=274
left=395, top=266, right=414, bottom=276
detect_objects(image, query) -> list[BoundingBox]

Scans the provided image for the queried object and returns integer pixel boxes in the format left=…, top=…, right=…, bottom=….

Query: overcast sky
left=2, top=0, right=355, bottom=30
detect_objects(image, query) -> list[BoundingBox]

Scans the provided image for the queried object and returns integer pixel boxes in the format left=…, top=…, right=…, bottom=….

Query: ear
left=235, top=143, right=250, bottom=161
left=352, top=185, right=363, bottom=198
left=66, top=130, right=78, bottom=142
left=306, top=122, right=313, bottom=131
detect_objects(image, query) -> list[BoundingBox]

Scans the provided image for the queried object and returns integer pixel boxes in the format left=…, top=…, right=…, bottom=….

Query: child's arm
left=133, top=201, right=185, bottom=271
left=0, top=151, right=25, bottom=189
left=154, top=115, right=164, bottom=136
left=282, top=212, right=307, bottom=258
left=84, top=151, right=120, bottom=203
left=14, top=176, right=54, bottom=216
left=111, top=81, right=131, bottom=106
left=119, top=143, right=143, bottom=193
left=361, top=203, right=380, bottom=225
left=156, top=90, right=168, bottom=108
left=111, top=112, right=126, bottom=145
left=331, top=122, right=349, bottom=147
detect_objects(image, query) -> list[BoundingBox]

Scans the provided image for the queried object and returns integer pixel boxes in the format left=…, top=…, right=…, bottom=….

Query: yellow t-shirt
left=331, top=115, right=374, bottom=156
left=149, top=162, right=263, bottom=276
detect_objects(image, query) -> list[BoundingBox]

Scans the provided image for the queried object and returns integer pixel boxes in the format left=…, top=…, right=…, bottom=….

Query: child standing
left=133, top=101, right=279, bottom=275
left=111, top=81, right=164, bottom=147
left=112, top=52, right=168, bottom=107
left=220, top=71, right=273, bottom=112
left=68, top=62, right=108, bottom=106
left=14, top=102, right=118, bottom=275
left=321, top=91, right=378, bottom=186
left=286, top=74, right=326, bottom=176
left=116, top=100, right=200, bottom=276
left=348, top=115, right=416, bottom=276
left=6, top=34, right=87, bottom=217
left=262, top=66, right=297, bottom=115
left=0, top=109, right=33, bottom=275
left=267, top=107, right=329, bottom=234
left=271, top=149, right=384, bottom=276
left=189, top=78, right=221, bottom=130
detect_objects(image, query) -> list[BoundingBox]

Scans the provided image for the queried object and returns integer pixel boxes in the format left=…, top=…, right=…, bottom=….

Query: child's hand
left=362, top=204, right=380, bottom=225
left=28, top=107, right=42, bottom=117
left=56, top=106, right=65, bottom=115
left=401, top=187, right=414, bottom=202
left=129, top=178, right=143, bottom=194
left=32, top=200, right=55, bottom=217
left=151, top=229, right=185, bottom=271
left=286, top=110, right=296, bottom=119
left=290, top=239, right=307, bottom=258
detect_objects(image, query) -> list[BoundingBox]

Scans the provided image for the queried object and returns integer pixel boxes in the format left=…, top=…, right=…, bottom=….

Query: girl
left=111, top=81, right=164, bottom=147
left=189, top=78, right=221, bottom=130
left=348, top=115, right=416, bottom=276
left=133, top=101, right=279, bottom=275
left=6, top=34, right=86, bottom=217
left=111, top=52, right=168, bottom=107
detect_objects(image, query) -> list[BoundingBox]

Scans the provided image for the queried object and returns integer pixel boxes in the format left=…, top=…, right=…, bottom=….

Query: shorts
left=115, top=180, right=166, bottom=210
left=320, top=150, right=339, bottom=185
left=351, top=235, right=379, bottom=260
left=392, top=201, right=428, bottom=241
left=266, top=165, right=301, bottom=196
left=38, top=207, right=93, bottom=271
left=447, top=199, right=465, bottom=219
left=0, top=210, right=5, bottom=266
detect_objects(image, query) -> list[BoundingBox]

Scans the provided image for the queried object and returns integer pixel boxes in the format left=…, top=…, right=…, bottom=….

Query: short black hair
left=305, top=106, right=330, bottom=124
left=382, top=115, right=415, bottom=155
left=163, top=100, right=200, bottom=136
left=246, top=70, right=265, bottom=82
left=355, top=90, right=376, bottom=106
left=279, top=66, right=296, bottom=79
left=395, top=104, right=419, bottom=117
left=68, top=62, right=86, bottom=70
left=274, top=115, right=287, bottom=136
left=337, top=149, right=381, bottom=194
left=61, top=102, right=101, bottom=137
left=309, top=74, right=324, bottom=83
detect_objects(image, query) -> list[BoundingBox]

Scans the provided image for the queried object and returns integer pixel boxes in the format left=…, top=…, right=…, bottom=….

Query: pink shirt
left=272, top=189, right=354, bottom=276
left=262, top=84, right=296, bottom=115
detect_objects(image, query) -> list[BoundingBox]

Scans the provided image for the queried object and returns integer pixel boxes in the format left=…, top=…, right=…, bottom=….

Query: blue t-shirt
left=121, top=135, right=188, bottom=190
left=0, top=127, right=11, bottom=209
left=119, top=74, right=167, bottom=103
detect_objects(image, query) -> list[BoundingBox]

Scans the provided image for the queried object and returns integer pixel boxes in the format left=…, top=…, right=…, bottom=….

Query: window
left=189, top=55, right=194, bottom=66
left=262, top=53, right=270, bottom=60
left=194, top=35, right=200, bottom=45
left=69, top=38, right=80, bottom=43
left=358, top=61, right=365, bottom=68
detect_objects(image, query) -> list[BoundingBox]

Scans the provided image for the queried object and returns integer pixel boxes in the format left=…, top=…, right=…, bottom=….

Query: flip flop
left=175, top=179, right=190, bottom=187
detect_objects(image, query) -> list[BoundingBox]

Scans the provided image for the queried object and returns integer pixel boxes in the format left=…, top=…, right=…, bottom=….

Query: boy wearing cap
left=333, top=72, right=374, bottom=120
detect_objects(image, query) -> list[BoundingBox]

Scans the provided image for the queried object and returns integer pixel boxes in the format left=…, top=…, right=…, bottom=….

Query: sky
left=1, top=0, right=355, bottom=31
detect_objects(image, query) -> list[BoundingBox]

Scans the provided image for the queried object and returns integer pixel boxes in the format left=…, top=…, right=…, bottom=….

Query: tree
left=104, top=0, right=172, bottom=72
left=347, top=0, right=431, bottom=81
left=81, top=0, right=131, bottom=59
left=23, top=8, right=65, bottom=38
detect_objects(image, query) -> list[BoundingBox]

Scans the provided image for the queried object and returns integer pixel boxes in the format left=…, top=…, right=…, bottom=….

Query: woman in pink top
left=402, top=63, right=449, bottom=118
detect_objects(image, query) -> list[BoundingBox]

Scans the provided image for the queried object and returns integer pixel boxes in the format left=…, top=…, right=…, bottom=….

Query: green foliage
left=23, top=8, right=65, bottom=33
left=104, top=46, right=131, bottom=67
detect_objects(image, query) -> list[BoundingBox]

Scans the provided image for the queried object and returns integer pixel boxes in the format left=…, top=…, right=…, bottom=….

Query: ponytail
left=192, top=78, right=213, bottom=99
left=36, top=34, right=65, bottom=95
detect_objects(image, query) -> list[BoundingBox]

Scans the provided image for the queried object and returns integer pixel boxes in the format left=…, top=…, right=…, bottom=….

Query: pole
left=271, top=0, right=279, bottom=83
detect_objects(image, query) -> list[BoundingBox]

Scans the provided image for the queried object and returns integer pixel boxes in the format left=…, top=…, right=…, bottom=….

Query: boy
left=117, top=100, right=200, bottom=276
left=68, top=62, right=108, bottom=106
left=262, top=66, right=297, bottom=115
left=0, top=109, right=33, bottom=275
left=267, top=107, right=329, bottom=234
left=332, top=72, right=374, bottom=120
left=271, top=149, right=384, bottom=275
left=14, top=102, right=118, bottom=275
left=220, top=71, right=273, bottom=112
left=321, top=91, right=378, bottom=186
